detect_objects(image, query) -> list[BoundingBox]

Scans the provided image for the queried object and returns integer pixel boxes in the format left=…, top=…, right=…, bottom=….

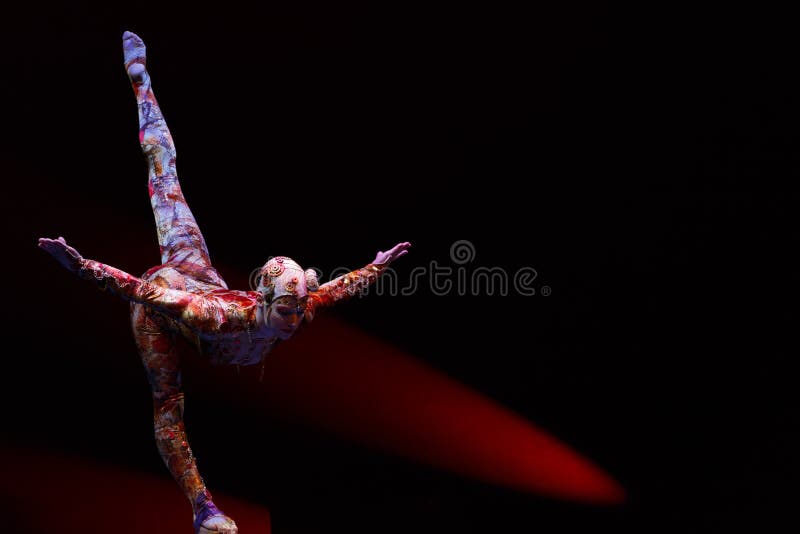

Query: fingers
left=381, top=242, right=410, bottom=262
left=393, top=242, right=411, bottom=255
left=37, top=239, right=61, bottom=259
left=37, top=237, right=59, bottom=249
left=38, top=237, right=65, bottom=247
left=37, top=237, right=75, bottom=259
left=389, top=241, right=411, bottom=253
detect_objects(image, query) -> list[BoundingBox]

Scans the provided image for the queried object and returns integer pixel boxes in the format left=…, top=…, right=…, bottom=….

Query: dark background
left=1, top=1, right=796, bottom=532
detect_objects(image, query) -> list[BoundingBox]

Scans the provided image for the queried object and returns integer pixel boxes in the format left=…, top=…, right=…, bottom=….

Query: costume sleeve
left=304, top=263, right=387, bottom=321
left=77, top=258, right=225, bottom=332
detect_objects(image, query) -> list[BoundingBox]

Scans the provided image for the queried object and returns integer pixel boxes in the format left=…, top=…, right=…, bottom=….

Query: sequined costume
left=47, top=31, right=389, bottom=534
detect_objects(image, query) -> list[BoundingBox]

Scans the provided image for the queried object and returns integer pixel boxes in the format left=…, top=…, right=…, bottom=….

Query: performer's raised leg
left=123, top=31, right=213, bottom=267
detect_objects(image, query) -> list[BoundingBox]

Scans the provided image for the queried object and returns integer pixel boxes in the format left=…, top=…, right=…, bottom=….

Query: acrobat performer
left=39, top=31, right=410, bottom=534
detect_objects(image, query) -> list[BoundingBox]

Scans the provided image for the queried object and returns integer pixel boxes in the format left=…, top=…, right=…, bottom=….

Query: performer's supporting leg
left=132, top=304, right=238, bottom=533
left=123, top=31, right=212, bottom=267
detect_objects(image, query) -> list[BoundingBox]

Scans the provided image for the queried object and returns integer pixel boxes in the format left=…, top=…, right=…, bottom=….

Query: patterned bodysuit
left=71, top=38, right=386, bottom=528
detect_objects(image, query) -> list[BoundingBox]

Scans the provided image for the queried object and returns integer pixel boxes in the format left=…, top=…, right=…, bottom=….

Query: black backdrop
left=1, top=2, right=796, bottom=532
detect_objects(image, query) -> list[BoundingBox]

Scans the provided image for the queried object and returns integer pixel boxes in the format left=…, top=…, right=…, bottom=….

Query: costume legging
left=124, top=38, right=227, bottom=512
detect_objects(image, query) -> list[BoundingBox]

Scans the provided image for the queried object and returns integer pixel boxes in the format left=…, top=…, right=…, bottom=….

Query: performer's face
left=267, top=294, right=307, bottom=339
left=259, top=259, right=309, bottom=339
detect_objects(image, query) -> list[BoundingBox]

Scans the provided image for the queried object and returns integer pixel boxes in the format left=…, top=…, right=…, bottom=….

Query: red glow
left=228, top=316, right=625, bottom=505
left=0, top=445, right=271, bottom=533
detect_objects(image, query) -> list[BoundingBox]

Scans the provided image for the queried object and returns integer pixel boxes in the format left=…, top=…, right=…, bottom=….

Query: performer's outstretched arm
left=306, top=241, right=410, bottom=320
left=38, top=237, right=225, bottom=332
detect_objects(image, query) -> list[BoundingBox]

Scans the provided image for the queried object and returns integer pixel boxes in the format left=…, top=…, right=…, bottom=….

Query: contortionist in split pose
left=38, top=31, right=411, bottom=534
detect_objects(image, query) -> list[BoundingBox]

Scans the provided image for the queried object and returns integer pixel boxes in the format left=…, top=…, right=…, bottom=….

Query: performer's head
left=255, top=256, right=319, bottom=339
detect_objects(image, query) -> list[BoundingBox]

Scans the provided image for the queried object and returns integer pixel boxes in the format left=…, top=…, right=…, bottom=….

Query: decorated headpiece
left=254, top=256, right=319, bottom=307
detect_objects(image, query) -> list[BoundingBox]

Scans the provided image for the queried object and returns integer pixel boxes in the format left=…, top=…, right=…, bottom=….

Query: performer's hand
left=38, top=236, right=84, bottom=273
left=373, top=242, right=411, bottom=265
